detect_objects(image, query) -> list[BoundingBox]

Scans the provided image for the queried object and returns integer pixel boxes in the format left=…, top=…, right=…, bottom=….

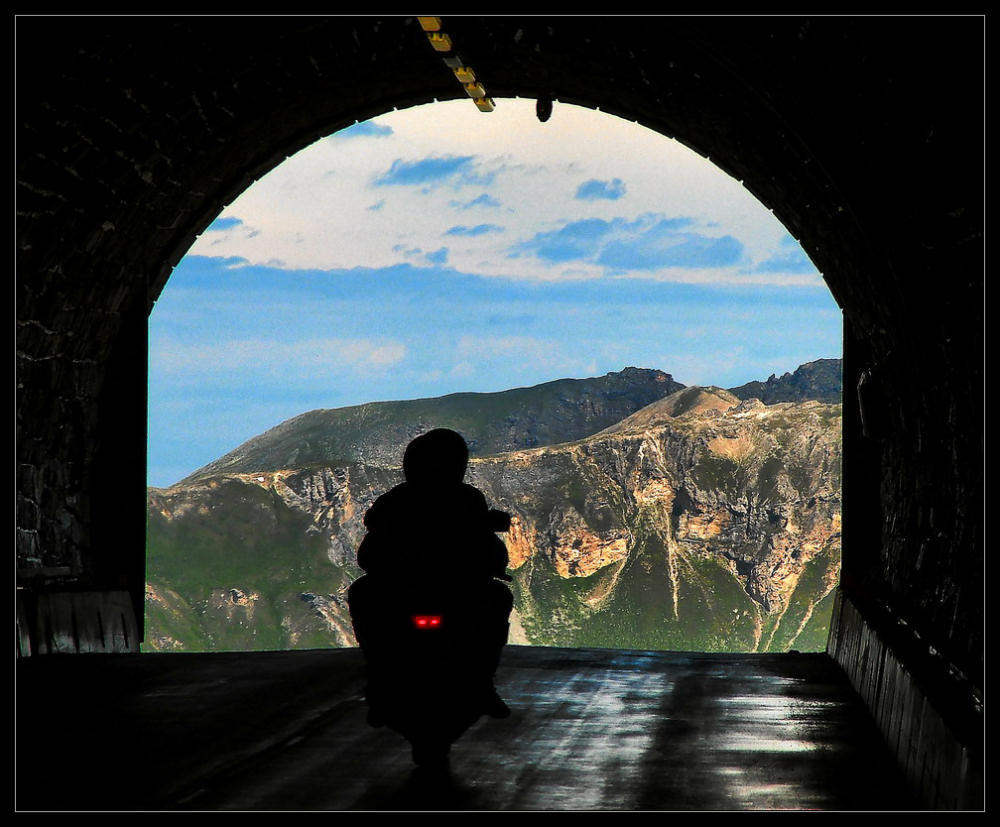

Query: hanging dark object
left=536, top=94, right=553, bottom=123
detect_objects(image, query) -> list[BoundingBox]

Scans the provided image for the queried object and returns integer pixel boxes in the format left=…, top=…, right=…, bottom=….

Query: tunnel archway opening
left=144, top=97, right=843, bottom=656
left=16, top=15, right=982, bottom=808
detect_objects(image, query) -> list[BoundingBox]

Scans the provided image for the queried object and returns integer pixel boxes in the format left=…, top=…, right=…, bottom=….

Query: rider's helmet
left=402, top=428, right=469, bottom=487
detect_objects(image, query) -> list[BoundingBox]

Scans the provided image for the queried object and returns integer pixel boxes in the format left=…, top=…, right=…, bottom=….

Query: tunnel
left=15, top=15, right=983, bottom=810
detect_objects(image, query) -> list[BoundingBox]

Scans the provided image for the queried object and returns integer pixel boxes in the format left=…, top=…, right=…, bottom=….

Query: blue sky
left=148, top=99, right=842, bottom=487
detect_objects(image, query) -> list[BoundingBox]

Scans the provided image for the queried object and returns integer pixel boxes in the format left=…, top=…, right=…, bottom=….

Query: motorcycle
left=348, top=574, right=511, bottom=767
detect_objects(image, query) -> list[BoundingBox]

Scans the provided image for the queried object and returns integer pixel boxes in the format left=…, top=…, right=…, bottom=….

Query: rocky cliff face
left=145, top=374, right=842, bottom=654
left=464, top=392, right=841, bottom=650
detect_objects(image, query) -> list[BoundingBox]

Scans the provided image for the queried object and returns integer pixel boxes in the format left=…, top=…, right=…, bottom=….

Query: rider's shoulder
left=363, top=483, right=412, bottom=527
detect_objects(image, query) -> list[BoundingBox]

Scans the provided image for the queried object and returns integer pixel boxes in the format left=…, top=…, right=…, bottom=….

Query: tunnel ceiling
left=17, top=16, right=982, bottom=348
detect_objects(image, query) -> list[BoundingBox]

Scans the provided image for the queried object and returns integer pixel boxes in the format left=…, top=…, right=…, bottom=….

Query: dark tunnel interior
left=15, top=14, right=983, bottom=810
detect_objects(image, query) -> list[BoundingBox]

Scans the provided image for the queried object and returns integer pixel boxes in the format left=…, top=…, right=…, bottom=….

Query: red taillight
left=412, top=615, right=443, bottom=629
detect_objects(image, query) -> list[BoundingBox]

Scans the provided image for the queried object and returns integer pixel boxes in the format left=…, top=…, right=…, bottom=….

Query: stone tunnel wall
left=16, top=14, right=982, bottom=804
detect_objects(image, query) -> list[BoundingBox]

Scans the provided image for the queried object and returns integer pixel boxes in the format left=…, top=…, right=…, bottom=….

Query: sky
left=148, top=98, right=842, bottom=488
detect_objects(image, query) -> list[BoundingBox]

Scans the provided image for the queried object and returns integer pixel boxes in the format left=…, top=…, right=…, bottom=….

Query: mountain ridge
left=178, top=367, right=685, bottom=484
left=175, top=359, right=841, bottom=487
left=728, top=357, right=842, bottom=405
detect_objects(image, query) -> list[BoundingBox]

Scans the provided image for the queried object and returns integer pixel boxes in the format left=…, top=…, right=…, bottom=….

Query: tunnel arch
left=17, top=14, right=982, bottom=805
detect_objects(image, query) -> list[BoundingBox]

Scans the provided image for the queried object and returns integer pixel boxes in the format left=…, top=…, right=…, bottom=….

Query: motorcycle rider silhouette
left=348, top=428, right=514, bottom=765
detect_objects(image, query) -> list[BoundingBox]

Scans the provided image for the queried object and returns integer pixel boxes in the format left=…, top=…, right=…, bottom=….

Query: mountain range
left=145, top=358, right=842, bottom=654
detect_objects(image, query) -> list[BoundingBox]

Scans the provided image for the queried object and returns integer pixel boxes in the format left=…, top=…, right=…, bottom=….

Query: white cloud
left=184, top=99, right=812, bottom=285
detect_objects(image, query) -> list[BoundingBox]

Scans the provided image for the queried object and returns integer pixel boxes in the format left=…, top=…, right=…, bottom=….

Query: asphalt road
left=16, top=645, right=917, bottom=811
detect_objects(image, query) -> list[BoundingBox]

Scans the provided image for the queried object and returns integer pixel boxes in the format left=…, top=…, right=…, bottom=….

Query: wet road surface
left=16, top=645, right=916, bottom=811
